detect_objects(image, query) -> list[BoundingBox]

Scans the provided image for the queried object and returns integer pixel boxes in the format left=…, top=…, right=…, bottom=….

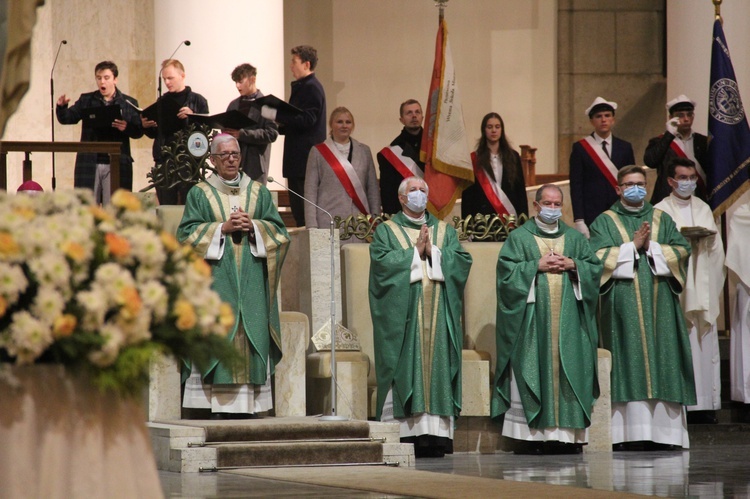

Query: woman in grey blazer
left=304, top=107, right=381, bottom=228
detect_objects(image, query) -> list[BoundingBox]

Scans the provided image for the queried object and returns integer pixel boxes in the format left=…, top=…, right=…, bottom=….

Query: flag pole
left=436, top=0, right=447, bottom=22
left=713, top=0, right=722, bottom=22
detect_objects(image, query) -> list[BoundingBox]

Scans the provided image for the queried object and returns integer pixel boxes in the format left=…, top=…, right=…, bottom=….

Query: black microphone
left=158, top=40, right=191, bottom=97
left=50, top=39, right=68, bottom=191
left=267, top=177, right=346, bottom=420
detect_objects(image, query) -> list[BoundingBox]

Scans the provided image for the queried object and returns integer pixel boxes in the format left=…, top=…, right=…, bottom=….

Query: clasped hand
left=415, top=225, right=432, bottom=260
left=222, top=208, right=253, bottom=234
left=538, top=250, right=574, bottom=273
left=633, top=222, right=651, bottom=250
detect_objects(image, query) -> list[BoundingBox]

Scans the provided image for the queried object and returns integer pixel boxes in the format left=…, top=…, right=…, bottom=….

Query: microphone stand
left=50, top=40, right=67, bottom=191
left=268, top=177, right=346, bottom=421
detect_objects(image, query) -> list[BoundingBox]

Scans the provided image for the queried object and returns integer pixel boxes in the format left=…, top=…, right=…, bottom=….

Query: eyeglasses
left=212, top=152, right=240, bottom=160
left=620, top=182, right=646, bottom=188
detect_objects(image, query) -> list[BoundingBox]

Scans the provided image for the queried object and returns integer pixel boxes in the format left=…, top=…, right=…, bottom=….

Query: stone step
left=181, top=419, right=372, bottom=443
left=213, top=441, right=384, bottom=468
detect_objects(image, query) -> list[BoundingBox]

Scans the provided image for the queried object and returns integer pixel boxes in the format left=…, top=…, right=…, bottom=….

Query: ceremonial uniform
left=377, top=127, right=424, bottom=216
left=461, top=150, right=528, bottom=221
left=645, top=132, right=709, bottom=205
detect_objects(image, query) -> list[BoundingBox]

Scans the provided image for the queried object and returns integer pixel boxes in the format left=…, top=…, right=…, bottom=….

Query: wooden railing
left=0, top=141, right=122, bottom=192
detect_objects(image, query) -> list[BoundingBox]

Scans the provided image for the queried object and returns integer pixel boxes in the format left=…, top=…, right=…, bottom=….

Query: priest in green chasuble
left=369, top=176, right=472, bottom=458
left=492, top=184, right=603, bottom=454
left=590, top=165, right=695, bottom=450
left=177, top=134, right=289, bottom=419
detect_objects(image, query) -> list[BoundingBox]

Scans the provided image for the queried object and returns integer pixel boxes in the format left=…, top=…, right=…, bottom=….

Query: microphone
left=50, top=39, right=68, bottom=191
left=267, top=177, right=347, bottom=421
left=159, top=40, right=191, bottom=97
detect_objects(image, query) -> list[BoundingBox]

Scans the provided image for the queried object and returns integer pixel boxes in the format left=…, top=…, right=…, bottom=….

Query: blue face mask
left=538, top=206, right=562, bottom=224
left=405, top=190, right=428, bottom=212
left=623, top=185, right=647, bottom=204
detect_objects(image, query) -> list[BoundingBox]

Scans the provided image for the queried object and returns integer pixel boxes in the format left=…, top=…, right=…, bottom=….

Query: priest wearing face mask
left=654, top=158, right=725, bottom=425
left=590, top=165, right=695, bottom=450
left=368, top=176, right=472, bottom=458
left=492, top=184, right=603, bottom=455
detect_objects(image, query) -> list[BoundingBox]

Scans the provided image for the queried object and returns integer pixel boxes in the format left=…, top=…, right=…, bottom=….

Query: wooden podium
left=0, top=141, right=121, bottom=192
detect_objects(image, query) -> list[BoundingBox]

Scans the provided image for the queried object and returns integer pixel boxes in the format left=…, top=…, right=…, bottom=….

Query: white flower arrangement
left=0, top=189, right=236, bottom=394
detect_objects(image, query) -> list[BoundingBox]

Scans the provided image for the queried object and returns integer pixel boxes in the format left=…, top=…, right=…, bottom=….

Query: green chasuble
left=589, top=201, right=696, bottom=406
left=492, top=219, right=602, bottom=430
left=369, top=212, right=472, bottom=420
left=177, top=173, right=290, bottom=385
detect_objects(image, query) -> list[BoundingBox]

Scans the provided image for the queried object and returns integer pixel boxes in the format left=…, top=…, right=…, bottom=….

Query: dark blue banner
left=708, top=19, right=750, bottom=216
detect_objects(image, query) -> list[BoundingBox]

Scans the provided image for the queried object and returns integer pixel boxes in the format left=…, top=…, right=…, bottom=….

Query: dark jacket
left=143, top=86, right=209, bottom=162
left=277, top=73, right=326, bottom=179
left=56, top=88, right=143, bottom=190
left=226, top=90, right=278, bottom=182
left=461, top=150, right=529, bottom=221
left=377, top=127, right=425, bottom=215
left=643, top=132, right=709, bottom=204
left=569, top=134, right=635, bottom=226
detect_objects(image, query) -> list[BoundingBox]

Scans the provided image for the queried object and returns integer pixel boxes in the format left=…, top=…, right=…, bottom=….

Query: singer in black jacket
left=142, top=59, right=209, bottom=205
left=56, top=61, right=143, bottom=203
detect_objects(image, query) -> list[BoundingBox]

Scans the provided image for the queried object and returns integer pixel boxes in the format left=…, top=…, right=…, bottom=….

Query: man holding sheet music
left=223, top=63, right=278, bottom=185
left=56, top=60, right=143, bottom=204
left=568, top=97, right=635, bottom=238
left=141, top=59, right=209, bottom=205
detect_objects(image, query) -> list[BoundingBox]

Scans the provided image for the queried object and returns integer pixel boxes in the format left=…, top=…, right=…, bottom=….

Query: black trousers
left=286, top=176, right=306, bottom=227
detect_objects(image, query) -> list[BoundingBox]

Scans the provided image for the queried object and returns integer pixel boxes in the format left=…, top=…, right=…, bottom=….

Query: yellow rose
left=53, top=314, right=77, bottom=338
left=61, top=241, right=87, bottom=263
left=89, top=206, right=113, bottom=222
left=191, top=257, right=211, bottom=278
left=111, top=190, right=142, bottom=212
left=105, top=232, right=131, bottom=258
left=119, top=287, right=142, bottom=320
left=174, top=299, right=197, bottom=331
left=0, top=232, right=20, bottom=259
left=160, top=231, right=180, bottom=252
left=218, top=302, right=235, bottom=333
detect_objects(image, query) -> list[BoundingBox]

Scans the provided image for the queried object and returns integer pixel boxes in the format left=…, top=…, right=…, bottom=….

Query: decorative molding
left=335, top=213, right=392, bottom=241
left=143, top=123, right=216, bottom=192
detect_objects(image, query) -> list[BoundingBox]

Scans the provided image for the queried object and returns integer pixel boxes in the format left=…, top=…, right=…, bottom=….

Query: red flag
left=420, top=19, right=474, bottom=219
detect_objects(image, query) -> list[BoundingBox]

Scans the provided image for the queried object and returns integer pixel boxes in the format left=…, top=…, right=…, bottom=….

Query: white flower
left=139, top=281, right=169, bottom=321
left=0, top=262, right=28, bottom=304
left=27, top=255, right=72, bottom=297
left=31, top=286, right=65, bottom=324
left=121, top=226, right=166, bottom=270
left=5, top=311, right=54, bottom=364
left=87, top=323, right=125, bottom=367
left=76, top=287, right=109, bottom=330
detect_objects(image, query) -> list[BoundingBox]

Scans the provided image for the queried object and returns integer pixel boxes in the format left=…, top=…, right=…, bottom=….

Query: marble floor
left=159, top=443, right=750, bottom=498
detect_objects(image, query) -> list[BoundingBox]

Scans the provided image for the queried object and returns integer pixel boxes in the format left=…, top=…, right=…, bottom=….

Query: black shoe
left=687, top=410, right=718, bottom=425
left=513, top=442, right=544, bottom=455
left=209, top=412, right=227, bottom=420
left=543, top=442, right=583, bottom=455
left=645, top=441, right=681, bottom=451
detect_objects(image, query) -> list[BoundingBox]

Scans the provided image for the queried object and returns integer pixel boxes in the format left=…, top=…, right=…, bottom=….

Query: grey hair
left=397, top=176, right=429, bottom=196
left=210, top=134, right=240, bottom=154
left=535, top=183, right=563, bottom=202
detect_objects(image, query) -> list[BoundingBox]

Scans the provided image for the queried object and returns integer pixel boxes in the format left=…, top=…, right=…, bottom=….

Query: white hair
left=210, top=134, right=240, bottom=154
left=397, top=176, right=429, bottom=196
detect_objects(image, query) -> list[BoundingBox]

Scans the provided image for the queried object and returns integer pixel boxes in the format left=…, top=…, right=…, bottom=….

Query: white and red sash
left=470, top=152, right=516, bottom=216
left=379, top=145, right=423, bottom=180
left=315, top=140, right=370, bottom=214
left=579, top=135, right=619, bottom=190
left=669, top=138, right=707, bottom=188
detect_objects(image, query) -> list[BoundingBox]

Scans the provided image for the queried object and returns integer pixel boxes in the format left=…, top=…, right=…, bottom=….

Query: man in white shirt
left=654, top=158, right=725, bottom=425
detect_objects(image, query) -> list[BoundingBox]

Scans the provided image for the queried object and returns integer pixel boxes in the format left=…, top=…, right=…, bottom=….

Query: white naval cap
left=585, top=97, right=618, bottom=118
left=666, top=94, right=696, bottom=114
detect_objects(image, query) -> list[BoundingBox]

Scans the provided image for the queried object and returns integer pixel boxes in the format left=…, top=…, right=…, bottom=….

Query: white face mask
left=538, top=206, right=562, bottom=224
left=675, top=179, right=697, bottom=198
left=405, top=189, right=428, bottom=213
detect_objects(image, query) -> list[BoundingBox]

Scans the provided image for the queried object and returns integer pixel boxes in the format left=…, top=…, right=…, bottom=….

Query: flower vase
left=0, top=364, right=163, bottom=498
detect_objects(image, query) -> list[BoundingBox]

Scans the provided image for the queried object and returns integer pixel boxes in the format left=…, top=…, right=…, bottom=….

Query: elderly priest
left=369, top=176, right=472, bottom=457
left=178, top=134, right=290, bottom=419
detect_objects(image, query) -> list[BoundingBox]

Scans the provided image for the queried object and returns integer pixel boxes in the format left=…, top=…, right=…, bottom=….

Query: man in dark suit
left=261, top=45, right=326, bottom=227
left=644, top=95, right=709, bottom=205
left=569, top=97, right=635, bottom=238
